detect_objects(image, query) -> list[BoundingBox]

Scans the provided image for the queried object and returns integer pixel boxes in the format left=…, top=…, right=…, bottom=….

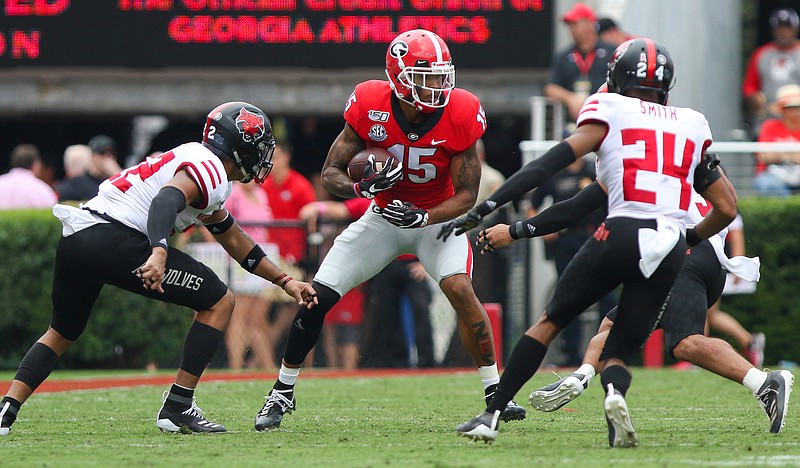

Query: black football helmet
left=202, top=101, right=276, bottom=184
left=606, top=38, right=675, bottom=105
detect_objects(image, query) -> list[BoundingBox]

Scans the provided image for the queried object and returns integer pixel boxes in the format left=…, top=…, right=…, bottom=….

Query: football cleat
left=604, top=383, right=638, bottom=448
left=745, top=332, right=766, bottom=369
left=0, top=401, right=17, bottom=436
left=485, top=385, right=526, bottom=422
left=529, top=372, right=591, bottom=412
left=255, top=388, right=296, bottom=431
left=756, top=369, right=794, bottom=433
left=156, top=392, right=226, bottom=434
left=456, top=410, right=501, bottom=443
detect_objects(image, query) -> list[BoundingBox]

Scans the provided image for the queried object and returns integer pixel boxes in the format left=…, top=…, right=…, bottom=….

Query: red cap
left=563, top=3, right=597, bottom=23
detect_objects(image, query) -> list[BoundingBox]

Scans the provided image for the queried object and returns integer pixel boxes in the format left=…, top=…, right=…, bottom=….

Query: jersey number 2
left=621, top=129, right=694, bottom=211
left=109, top=151, right=176, bottom=192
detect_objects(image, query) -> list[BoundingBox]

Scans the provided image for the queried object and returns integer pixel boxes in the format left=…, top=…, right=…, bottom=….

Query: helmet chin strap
left=232, top=149, right=253, bottom=183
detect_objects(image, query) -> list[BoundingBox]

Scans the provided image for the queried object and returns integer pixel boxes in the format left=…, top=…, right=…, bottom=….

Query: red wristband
left=279, top=276, right=293, bottom=288
left=272, top=273, right=287, bottom=285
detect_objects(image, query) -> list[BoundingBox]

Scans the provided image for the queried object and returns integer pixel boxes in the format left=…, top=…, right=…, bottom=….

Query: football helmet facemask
left=202, top=101, right=277, bottom=184
left=606, top=38, right=675, bottom=105
left=385, top=29, right=455, bottom=114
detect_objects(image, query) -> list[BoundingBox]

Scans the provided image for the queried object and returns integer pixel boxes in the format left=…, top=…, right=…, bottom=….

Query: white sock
left=742, top=368, right=768, bottom=393
left=278, top=365, right=301, bottom=387
left=479, top=364, right=500, bottom=388
left=576, top=363, right=596, bottom=380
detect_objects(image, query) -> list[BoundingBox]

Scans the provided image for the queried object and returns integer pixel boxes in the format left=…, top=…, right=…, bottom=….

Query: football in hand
left=347, top=147, right=397, bottom=181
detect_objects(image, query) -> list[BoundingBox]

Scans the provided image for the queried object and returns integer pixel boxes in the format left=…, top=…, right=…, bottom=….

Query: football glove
left=353, top=154, right=403, bottom=199
left=437, top=200, right=497, bottom=241
left=381, top=200, right=429, bottom=229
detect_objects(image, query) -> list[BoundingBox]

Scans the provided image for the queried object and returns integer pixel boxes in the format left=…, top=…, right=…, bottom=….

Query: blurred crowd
left=0, top=4, right=796, bottom=371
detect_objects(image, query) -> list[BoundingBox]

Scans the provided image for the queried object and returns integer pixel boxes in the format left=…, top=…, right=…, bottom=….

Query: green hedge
left=723, top=197, right=800, bottom=366
left=0, top=209, right=191, bottom=370
left=1, top=199, right=798, bottom=369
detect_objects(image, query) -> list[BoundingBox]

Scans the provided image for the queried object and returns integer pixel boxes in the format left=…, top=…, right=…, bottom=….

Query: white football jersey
left=83, top=142, right=232, bottom=234
left=687, top=191, right=728, bottom=242
left=578, top=93, right=712, bottom=229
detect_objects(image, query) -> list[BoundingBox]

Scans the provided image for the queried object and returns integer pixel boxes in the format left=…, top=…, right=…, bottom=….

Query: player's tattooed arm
left=428, top=141, right=481, bottom=224
left=322, top=123, right=367, bottom=199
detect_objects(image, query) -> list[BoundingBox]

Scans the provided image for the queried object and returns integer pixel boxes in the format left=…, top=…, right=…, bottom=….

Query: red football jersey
left=344, top=80, right=486, bottom=210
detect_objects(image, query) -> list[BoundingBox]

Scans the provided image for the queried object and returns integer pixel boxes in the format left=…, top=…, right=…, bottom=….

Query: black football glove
left=353, top=154, right=403, bottom=199
left=436, top=200, right=497, bottom=241
left=381, top=200, right=429, bottom=229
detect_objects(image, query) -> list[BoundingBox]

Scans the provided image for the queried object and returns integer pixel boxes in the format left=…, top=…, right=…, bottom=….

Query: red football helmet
left=385, top=29, right=455, bottom=113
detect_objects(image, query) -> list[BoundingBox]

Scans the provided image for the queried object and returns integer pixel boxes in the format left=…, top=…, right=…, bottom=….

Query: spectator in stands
left=55, top=145, right=92, bottom=201
left=259, top=142, right=317, bottom=266
left=0, top=144, right=57, bottom=209
left=259, top=141, right=317, bottom=364
left=754, top=83, right=800, bottom=195
left=596, top=17, right=634, bottom=47
left=223, top=180, right=277, bottom=370
left=742, top=7, right=800, bottom=133
left=544, top=3, right=616, bottom=122
left=56, top=135, right=122, bottom=202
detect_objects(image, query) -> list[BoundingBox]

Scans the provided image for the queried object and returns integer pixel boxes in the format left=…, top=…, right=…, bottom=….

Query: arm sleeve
left=510, top=181, right=607, bottom=239
left=147, top=186, right=186, bottom=249
left=485, top=141, right=577, bottom=210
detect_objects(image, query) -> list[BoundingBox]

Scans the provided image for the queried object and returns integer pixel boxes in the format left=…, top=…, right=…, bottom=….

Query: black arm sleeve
left=509, top=181, right=608, bottom=239
left=147, top=186, right=187, bottom=250
left=487, top=141, right=577, bottom=209
left=693, top=153, right=722, bottom=193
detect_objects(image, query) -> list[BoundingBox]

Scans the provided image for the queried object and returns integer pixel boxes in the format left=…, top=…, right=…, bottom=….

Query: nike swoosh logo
left=431, top=139, right=446, bottom=145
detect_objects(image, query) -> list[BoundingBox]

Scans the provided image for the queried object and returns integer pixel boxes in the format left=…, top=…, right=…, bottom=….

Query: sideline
left=0, top=367, right=475, bottom=394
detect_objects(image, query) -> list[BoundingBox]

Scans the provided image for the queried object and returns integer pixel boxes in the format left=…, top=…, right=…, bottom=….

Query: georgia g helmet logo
left=389, top=41, right=408, bottom=59
left=235, top=107, right=266, bottom=143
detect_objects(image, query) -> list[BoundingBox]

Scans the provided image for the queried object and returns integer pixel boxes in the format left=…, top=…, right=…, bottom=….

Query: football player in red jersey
left=0, top=102, right=318, bottom=437
left=254, top=29, right=527, bottom=431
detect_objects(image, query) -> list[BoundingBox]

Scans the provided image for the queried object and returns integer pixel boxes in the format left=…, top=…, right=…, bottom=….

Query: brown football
left=347, top=147, right=397, bottom=181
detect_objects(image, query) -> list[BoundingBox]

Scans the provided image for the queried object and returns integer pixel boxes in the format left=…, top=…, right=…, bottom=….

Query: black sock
left=14, top=342, right=59, bottom=392
left=1, top=397, right=21, bottom=412
left=179, top=321, right=225, bottom=377
left=601, top=365, right=632, bottom=397
left=274, top=381, right=293, bottom=392
left=165, top=384, right=194, bottom=409
left=1, top=397, right=20, bottom=424
left=486, top=335, right=548, bottom=413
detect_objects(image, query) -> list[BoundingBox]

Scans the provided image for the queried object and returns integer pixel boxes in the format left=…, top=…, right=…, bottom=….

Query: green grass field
left=1, top=368, right=797, bottom=467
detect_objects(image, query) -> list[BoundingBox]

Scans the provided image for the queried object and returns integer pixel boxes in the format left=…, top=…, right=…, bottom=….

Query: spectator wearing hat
left=0, top=144, right=57, bottom=209
left=754, top=83, right=800, bottom=196
left=742, top=7, right=800, bottom=133
left=544, top=3, right=616, bottom=123
left=56, top=135, right=122, bottom=202
left=597, top=17, right=634, bottom=47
